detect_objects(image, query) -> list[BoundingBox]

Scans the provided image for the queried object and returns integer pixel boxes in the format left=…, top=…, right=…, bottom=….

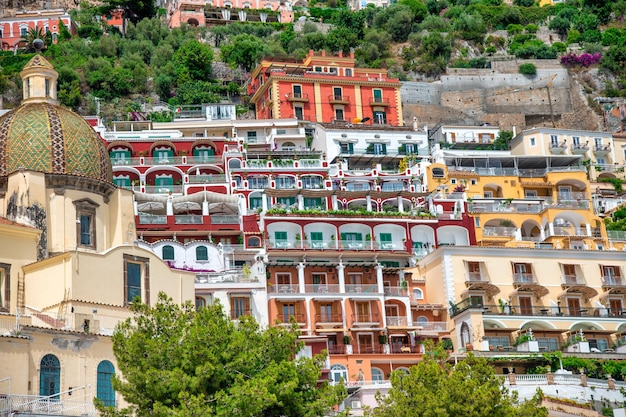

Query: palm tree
left=19, top=26, right=52, bottom=52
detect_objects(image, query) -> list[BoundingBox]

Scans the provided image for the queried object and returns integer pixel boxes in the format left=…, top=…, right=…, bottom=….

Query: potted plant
left=441, top=338, right=454, bottom=353
left=241, top=264, right=251, bottom=280
left=400, top=280, right=409, bottom=295
left=343, top=334, right=353, bottom=354
left=378, top=334, right=388, bottom=345
left=498, top=298, right=511, bottom=315
left=514, top=332, right=539, bottom=352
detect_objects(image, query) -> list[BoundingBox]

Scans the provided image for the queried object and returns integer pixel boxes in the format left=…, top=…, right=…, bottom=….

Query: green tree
left=366, top=353, right=548, bottom=417
left=220, top=34, right=267, bottom=72
left=548, top=16, right=571, bottom=37
left=100, top=0, right=157, bottom=24
left=102, top=293, right=347, bottom=416
left=172, top=39, right=214, bottom=82
left=399, top=0, right=429, bottom=21
left=19, top=26, right=52, bottom=51
left=326, top=27, right=360, bottom=54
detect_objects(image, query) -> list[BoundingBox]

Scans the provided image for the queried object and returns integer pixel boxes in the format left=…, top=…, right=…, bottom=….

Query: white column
left=297, top=262, right=306, bottom=293
left=376, top=263, right=384, bottom=293
left=202, top=200, right=209, bottom=215
left=262, top=193, right=268, bottom=212
left=540, top=228, right=546, bottom=241
left=585, top=223, right=592, bottom=237
left=332, top=195, right=339, bottom=210
left=337, top=262, right=346, bottom=293
left=515, top=228, right=522, bottom=241
left=403, top=298, right=412, bottom=326
left=397, top=196, right=404, bottom=213
left=304, top=298, right=312, bottom=336
left=297, top=195, right=304, bottom=210
left=548, top=222, right=555, bottom=237
left=166, top=196, right=173, bottom=216
left=366, top=195, right=372, bottom=211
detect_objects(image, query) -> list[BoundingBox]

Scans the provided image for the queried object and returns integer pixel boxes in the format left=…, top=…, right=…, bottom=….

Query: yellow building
left=0, top=55, right=195, bottom=412
left=417, top=245, right=626, bottom=354
left=511, top=127, right=618, bottom=182
left=425, top=154, right=608, bottom=250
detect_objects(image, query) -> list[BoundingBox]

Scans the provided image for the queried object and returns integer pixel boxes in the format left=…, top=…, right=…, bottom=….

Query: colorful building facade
left=248, top=50, right=404, bottom=126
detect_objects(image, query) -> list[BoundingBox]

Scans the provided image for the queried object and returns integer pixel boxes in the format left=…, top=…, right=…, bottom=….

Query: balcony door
left=385, top=304, right=399, bottom=325
left=518, top=296, right=533, bottom=315
left=357, top=333, right=374, bottom=354
left=313, top=273, right=326, bottom=292
left=355, top=301, right=371, bottom=322
left=567, top=297, right=581, bottom=316
left=563, top=264, right=577, bottom=284
left=319, top=303, right=334, bottom=322
left=609, top=299, right=623, bottom=317
left=293, top=85, right=302, bottom=98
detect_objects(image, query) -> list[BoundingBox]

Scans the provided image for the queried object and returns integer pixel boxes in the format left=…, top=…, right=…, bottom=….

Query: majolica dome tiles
left=0, top=103, right=112, bottom=182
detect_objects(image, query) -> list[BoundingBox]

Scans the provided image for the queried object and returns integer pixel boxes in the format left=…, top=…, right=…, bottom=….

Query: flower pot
left=516, top=340, right=539, bottom=352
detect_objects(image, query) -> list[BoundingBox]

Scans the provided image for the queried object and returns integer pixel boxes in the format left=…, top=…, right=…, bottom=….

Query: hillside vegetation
left=0, top=0, right=625, bottom=120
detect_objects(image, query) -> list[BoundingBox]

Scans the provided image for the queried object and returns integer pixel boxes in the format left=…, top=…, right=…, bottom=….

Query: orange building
left=248, top=50, right=404, bottom=126
left=0, top=9, right=75, bottom=51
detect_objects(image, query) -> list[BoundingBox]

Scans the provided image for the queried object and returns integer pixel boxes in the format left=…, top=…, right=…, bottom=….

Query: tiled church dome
left=0, top=55, right=112, bottom=182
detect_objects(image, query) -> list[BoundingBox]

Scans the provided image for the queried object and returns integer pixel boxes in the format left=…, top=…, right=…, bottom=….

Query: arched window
left=162, top=245, right=175, bottom=260
left=196, top=296, right=206, bottom=310
left=461, top=322, right=471, bottom=346
left=97, top=360, right=115, bottom=407
left=417, top=316, right=429, bottom=326
left=395, top=367, right=410, bottom=375
left=40, top=354, right=61, bottom=399
left=371, top=367, right=384, bottom=382
left=432, top=167, right=445, bottom=178
left=196, top=246, right=208, bottom=261
left=330, top=364, right=347, bottom=384
left=413, top=288, right=424, bottom=300
left=247, top=236, right=261, bottom=247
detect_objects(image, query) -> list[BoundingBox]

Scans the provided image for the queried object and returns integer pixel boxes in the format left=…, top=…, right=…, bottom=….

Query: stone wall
left=400, top=63, right=603, bottom=131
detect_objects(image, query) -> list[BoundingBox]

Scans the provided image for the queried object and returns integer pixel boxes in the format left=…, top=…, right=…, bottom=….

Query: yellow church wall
left=105, top=188, right=137, bottom=248
left=0, top=222, right=40, bottom=314
left=0, top=327, right=130, bottom=409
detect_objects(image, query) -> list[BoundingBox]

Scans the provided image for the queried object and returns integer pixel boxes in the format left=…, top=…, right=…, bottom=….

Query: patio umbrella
left=136, top=201, right=165, bottom=212
left=208, top=202, right=238, bottom=215
left=173, top=201, right=202, bottom=214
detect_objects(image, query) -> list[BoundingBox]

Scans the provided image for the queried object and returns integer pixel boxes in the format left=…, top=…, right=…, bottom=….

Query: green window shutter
left=381, top=143, right=387, bottom=154
left=156, top=177, right=173, bottom=186
left=311, top=232, right=323, bottom=241
left=373, top=89, right=382, bottom=100
left=380, top=233, right=392, bottom=242
left=275, top=231, right=287, bottom=241
left=349, top=143, right=354, bottom=153
left=340, top=233, right=347, bottom=241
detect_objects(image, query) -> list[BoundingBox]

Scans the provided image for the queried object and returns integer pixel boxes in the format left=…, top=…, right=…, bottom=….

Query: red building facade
left=248, top=50, right=404, bottom=126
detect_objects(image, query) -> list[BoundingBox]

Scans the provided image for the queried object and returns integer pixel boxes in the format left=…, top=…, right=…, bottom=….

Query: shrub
left=552, top=41, right=567, bottom=53
left=560, top=52, right=602, bottom=67
left=524, top=24, right=539, bottom=33
left=519, top=62, right=537, bottom=75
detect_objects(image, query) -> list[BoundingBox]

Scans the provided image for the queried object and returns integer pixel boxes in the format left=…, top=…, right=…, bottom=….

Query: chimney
left=350, top=51, right=354, bottom=59
left=321, top=50, right=326, bottom=57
